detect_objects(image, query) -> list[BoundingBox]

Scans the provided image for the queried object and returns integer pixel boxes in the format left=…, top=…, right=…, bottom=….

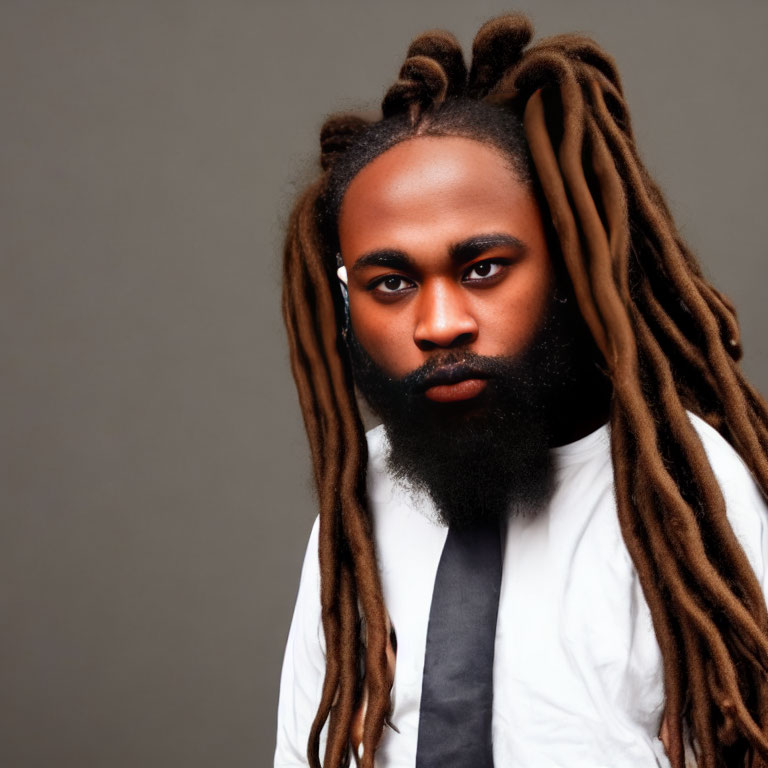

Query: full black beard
left=346, top=298, right=580, bottom=530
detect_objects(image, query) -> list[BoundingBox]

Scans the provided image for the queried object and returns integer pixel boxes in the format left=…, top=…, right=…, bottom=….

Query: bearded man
left=275, top=14, right=768, bottom=768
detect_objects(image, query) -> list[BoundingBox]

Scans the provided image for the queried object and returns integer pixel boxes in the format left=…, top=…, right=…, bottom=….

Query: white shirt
left=275, top=413, right=768, bottom=767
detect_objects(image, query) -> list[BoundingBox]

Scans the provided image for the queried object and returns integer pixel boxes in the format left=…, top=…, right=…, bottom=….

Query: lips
left=424, top=378, right=488, bottom=402
left=419, top=363, right=491, bottom=403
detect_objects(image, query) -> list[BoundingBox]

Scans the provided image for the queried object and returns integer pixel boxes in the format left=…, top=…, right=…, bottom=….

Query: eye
left=370, top=275, right=415, bottom=295
left=463, top=260, right=506, bottom=282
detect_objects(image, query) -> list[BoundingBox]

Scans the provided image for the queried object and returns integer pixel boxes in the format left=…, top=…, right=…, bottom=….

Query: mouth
left=419, top=363, right=490, bottom=404
left=424, top=378, right=488, bottom=402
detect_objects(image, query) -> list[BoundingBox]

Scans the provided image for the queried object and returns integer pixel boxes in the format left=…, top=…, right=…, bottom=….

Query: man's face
left=338, top=135, right=556, bottom=390
left=336, top=135, right=574, bottom=528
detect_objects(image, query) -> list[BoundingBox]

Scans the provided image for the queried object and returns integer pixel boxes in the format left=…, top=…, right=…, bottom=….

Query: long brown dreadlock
left=282, top=13, right=768, bottom=768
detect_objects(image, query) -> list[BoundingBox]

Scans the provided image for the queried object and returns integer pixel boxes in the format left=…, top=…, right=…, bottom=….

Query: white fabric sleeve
left=274, top=515, right=327, bottom=767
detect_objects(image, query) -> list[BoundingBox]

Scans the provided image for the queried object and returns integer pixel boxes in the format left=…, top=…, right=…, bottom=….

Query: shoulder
left=686, top=411, right=764, bottom=508
left=687, top=412, right=768, bottom=578
left=282, top=515, right=323, bottom=661
left=274, top=514, right=326, bottom=765
left=297, top=515, right=321, bottom=603
left=688, top=412, right=755, bottom=483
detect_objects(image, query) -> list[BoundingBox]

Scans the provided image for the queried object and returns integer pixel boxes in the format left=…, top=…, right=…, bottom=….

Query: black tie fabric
left=415, top=521, right=503, bottom=768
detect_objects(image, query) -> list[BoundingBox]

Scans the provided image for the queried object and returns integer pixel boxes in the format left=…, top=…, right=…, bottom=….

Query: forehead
left=337, top=136, right=535, bottom=255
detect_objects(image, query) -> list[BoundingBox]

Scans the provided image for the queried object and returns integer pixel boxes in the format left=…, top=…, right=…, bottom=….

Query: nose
left=413, top=280, right=479, bottom=351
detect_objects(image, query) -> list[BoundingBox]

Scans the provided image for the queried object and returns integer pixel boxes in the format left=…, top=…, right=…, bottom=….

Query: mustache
left=400, top=351, right=518, bottom=395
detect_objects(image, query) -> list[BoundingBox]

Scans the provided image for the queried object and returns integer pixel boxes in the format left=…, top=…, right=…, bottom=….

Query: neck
left=549, top=360, right=612, bottom=448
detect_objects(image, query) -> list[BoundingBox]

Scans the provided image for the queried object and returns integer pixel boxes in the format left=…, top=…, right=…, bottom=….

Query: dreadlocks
left=281, top=13, right=768, bottom=768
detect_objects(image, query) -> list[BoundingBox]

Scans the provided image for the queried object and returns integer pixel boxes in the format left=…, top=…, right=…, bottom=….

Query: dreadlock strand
left=301, top=191, right=390, bottom=765
left=542, top=49, right=768, bottom=758
left=522, top=87, right=610, bottom=358
left=585, top=82, right=736, bottom=420
left=288, top=199, right=342, bottom=491
left=406, top=30, right=467, bottom=98
left=589, top=83, right=768, bottom=481
left=311, top=277, right=389, bottom=764
left=637, top=276, right=721, bottom=402
left=557, top=98, right=639, bottom=373
left=706, top=666, right=747, bottom=758
left=683, top=624, right=718, bottom=768
left=599, top=121, right=768, bottom=494
left=467, top=13, right=533, bottom=99
left=566, top=72, right=768, bottom=672
left=612, top=410, right=687, bottom=767
left=320, top=115, right=372, bottom=173
left=323, top=562, right=359, bottom=768
left=706, top=283, right=740, bottom=330
left=284, top=323, right=342, bottom=766
left=584, top=106, right=630, bottom=297
left=637, top=458, right=768, bottom=759
left=283, top=181, right=344, bottom=609
left=633, top=307, right=768, bottom=650
left=299, top=176, right=390, bottom=764
left=632, top=316, right=768, bottom=760
left=382, top=55, right=449, bottom=122
left=290, top=180, right=345, bottom=529
left=647, top=481, right=768, bottom=761
left=283, top=306, right=324, bottom=482
left=286, top=173, right=386, bottom=764
left=583, top=108, right=768, bottom=634
left=587, top=104, right=762, bottom=618
left=333, top=415, right=390, bottom=765
left=693, top=276, right=743, bottom=358
left=516, top=50, right=634, bottom=369
left=734, top=368, right=768, bottom=447
left=532, top=33, right=625, bottom=96
left=283, top=183, right=333, bottom=484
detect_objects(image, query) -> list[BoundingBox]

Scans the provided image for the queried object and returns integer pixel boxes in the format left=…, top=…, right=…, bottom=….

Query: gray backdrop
left=2, top=1, right=766, bottom=766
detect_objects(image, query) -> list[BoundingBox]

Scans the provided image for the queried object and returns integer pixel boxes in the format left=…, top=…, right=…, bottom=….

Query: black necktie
left=415, top=521, right=503, bottom=768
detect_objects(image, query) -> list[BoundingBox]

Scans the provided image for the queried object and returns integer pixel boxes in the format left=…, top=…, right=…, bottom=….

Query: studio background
left=2, top=1, right=767, bottom=766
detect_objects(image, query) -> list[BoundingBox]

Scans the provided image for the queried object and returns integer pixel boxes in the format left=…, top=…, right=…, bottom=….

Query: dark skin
left=337, top=135, right=610, bottom=446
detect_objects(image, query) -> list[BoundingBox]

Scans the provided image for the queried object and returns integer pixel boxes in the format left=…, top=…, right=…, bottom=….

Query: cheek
left=349, top=301, right=417, bottom=377
left=475, top=259, right=556, bottom=354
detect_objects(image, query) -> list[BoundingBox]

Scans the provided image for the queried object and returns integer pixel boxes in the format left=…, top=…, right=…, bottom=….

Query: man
left=276, top=14, right=768, bottom=768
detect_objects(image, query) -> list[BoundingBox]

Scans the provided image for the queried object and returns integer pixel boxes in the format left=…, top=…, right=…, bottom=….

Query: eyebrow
left=450, top=233, right=526, bottom=262
left=349, top=233, right=527, bottom=273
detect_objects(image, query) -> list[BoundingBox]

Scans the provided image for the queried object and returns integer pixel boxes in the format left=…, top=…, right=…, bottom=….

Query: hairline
left=335, top=132, right=533, bottom=234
